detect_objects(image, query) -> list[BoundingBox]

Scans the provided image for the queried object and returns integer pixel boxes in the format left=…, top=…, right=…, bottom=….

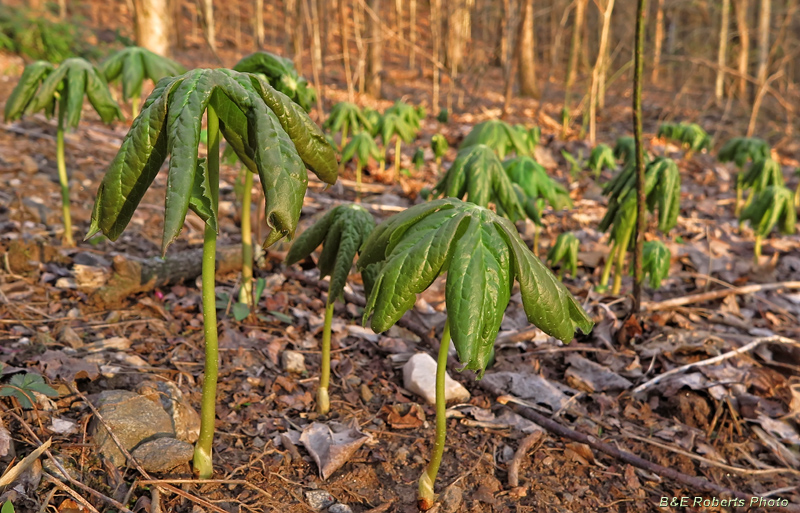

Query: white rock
left=281, top=350, right=306, bottom=374
left=403, top=353, right=470, bottom=405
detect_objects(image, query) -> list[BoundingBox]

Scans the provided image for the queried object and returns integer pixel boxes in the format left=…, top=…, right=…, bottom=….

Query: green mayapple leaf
left=342, top=131, right=381, bottom=166
left=642, top=240, right=671, bottom=289
left=358, top=199, right=593, bottom=375
left=460, top=119, right=529, bottom=159
left=386, top=100, right=423, bottom=132
left=657, top=122, right=710, bottom=153
left=379, top=111, right=417, bottom=145
left=433, top=144, right=526, bottom=222
left=739, top=186, right=796, bottom=238
left=613, top=136, right=636, bottom=165
left=587, top=143, right=616, bottom=176
left=188, top=158, right=218, bottom=232
left=413, top=148, right=425, bottom=169
left=324, top=102, right=371, bottom=137
left=89, top=68, right=337, bottom=254
left=100, top=46, right=186, bottom=101
left=503, top=156, right=572, bottom=211
left=285, top=204, right=375, bottom=303
left=514, top=124, right=541, bottom=155
left=4, top=60, right=54, bottom=122
left=431, top=133, right=449, bottom=159
left=718, top=137, right=770, bottom=169
left=741, top=158, right=784, bottom=193
left=233, top=51, right=315, bottom=112
left=547, top=232, right=580, bottom=277
left=25, top=57, right=122, bottom=128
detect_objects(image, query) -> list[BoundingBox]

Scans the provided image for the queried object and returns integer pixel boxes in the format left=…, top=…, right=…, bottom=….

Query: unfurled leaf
left=642, top=240, right=671, bottom=289
left=514, top=124, right=541, bottom=155
left=324, top=102, right=371, bottom=138
left=0, top=373, right=58, bottom=410
left=100, top=46, right=186, bottom=102
left=379, top=111, right=417, bottom=146
left=613, top=136, right=636, bottom=165
left=657, top=122, right=710, bottom=153
left=547, top=232, right=580, bottom=278
left=4, top=60, right=54, bottom=122
left=741, top=158, right=784, bottom=193
left=358, top=199, right=593, bottom=375
left=718, top=137, right=770, bottom=169
left=341, top=132, right=381, bottom=166
left=739, top=186, right=796, bottom=238
left=233, top=51, right=315, bottom=112
left=188, top=158, right=218, bottom=232
left=285, top=204, right=375, bottom=304
left=587, top=144, right=615, bottom=176
left=362, top=107, right=382, bottom=137
left=386, top=100, right=424, bottom=132
left=433, top=144, right=525, bottom=222
left=504, top=156, right=572, bottom=211
left=460, top=120, right=528, bottom=159
left=232, top=302, right=250, bottom=321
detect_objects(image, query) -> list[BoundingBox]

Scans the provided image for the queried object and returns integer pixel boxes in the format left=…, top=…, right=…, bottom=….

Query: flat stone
left=131, top=437, right=194, bottom=473
left=92, top=390, right=174, bottom=467
left=403, top=353, right=470, bottom=406
left=328, top=504, right=353, bottom=513
left=137, top=381, right=201, bottom=443
left=304, top=489, right=334, bottom=510
left=282, top=350, right=306, bottom=374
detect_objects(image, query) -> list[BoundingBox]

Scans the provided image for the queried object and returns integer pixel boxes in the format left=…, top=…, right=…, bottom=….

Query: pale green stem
left=436, top=156, right=442, bottom=168
left=131, top=95, right=140, bottom=120
left=417, top=320, right=451, bottom=510
left=598, top=240, right=616, bottom=291
left=612, top=236, right=630, bottom=295
left=394, top=138, right=402, bottom=178
left=341, top=122, right=349, bottom=150
left=56, top=94, right=74, bottom=247
left=754, top=234, right=762, bottom=263
left=238, top=170, right=254, bottom=307
left=317, top=301, right=335, bottom=415
left=355, top=160, right=363, bottom=203
left=795, top=183, right=800, bottom=208
left=735, top=173, right=744, bottom=217
left=532, top=223, right=540, bottom=257
left=193, top=104, right=220, bottom=480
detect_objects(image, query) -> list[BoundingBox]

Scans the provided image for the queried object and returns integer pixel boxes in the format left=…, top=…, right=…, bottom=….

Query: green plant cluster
left=233, top=51, right=315, bottom=112
left=657, top=122, right=711, bottom=154
left=0, top=5, right=99, bottom=62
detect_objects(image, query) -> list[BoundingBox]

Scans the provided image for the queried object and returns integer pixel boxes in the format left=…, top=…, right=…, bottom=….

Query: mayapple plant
left=284, top=204, right=375, bottom=414
left=460, top=119, right=529, bottom=159
left=514, top=124, right=541, bottom=155
left=412, top=148, right=425, bottom=170
left=4, top=58, right=122, bottom=247
left=718, top=137, right=770, bottom=215
left=233, top=51, right=316, bottom=112
left=656, top=122, right=710, bottom=158
left=357, top=198, right=593, bottom=510
left=642, top=240, right=671, bottom=289
left=87, top=68, right=337, bottom=478
left=739, top=185, right=796, bottom=261
left=362, top=107, right=383, bottom=137
left=378, top=109, right=419, bottom=178
left=432, top=144, right=525, bottom=222
left=547, top=232, right=580, bottom=279
left=100, top=46, right=186, bottom=118
left=342, top=131, right=382, bottom=201
left=613, top=136, right=637, bottom=166
left=431, top=133, right=449, bottom=167
left=740, top=158, right=784, bottom=206
left=587, top=143, right=616, bottom=178
left=324, top=102, right=372, bottom=148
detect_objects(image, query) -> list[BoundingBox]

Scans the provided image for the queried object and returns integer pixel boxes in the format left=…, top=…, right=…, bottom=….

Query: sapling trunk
left=56, top=94, right=74, bottom=247
left=317, top=301, right=335, bottom=414
left=598, top=240, right=616, bottom=291
left=131, top=95, right=140, bottom=120
left=394, top=138, right=402, bottom=179
left=194, top=105, right=221, bottom=480
left=355, top=160, right=363, bottom=203
left=238, top=171, right=254, bottom=306
left=417, top=320, right=451, bottom=511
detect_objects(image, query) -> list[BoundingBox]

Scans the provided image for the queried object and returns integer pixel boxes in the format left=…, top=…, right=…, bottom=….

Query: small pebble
left=328, top=504, right=353, bottom=513
left=304, top=489, right=335, bottom=510
left=281, top=350, right=306, bottom=374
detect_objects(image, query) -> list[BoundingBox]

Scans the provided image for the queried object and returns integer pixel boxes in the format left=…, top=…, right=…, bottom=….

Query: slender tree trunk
left=632, top=0, right=646, bottom=312
left=652, top=0, right=665, bottom=82
left=201, top=0, right=215, bottom=51
left=431, top=0, right=442, bottom=112
left=132, top=0, right=174, bottom=57
left=409, top=0, right=417, bottom=67
left=354, top=0, right=366, bottom=94
left=501, top=0, right=510, bottom=70
left=339, top=0, right=355, bottom=101
left=233, top=2, right=242, bottom=50
left=59, top=0, right=67, bottom=19
left=366, top=0, right=382, bottom=98
left=303, top=0, right=325, bottom=117
left=518, top=0, right=539, bottom=97
left=395, top=0, right=403, bottom=52
left=173, top=0, right=184, bottom=50
left=755, top=0, right=770, bottom=90
left=588, top=0, right=615, bottom=144
left=254, top=0, right=264, bottom=47
left=735, top=0, right=750, bottom=100
left=562, top=0, right=587, bottom=138
left=290, top=0, right=304, bottom=74
left=716, top=0, right=730, bottom=105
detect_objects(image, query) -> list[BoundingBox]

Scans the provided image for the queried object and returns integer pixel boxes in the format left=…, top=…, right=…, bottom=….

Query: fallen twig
left=507, top=431, right=543, bottom=488
left=642, top=281, right=800, bottom=311
left=632, top=335, right=800, bottom=394
left=0, top=438, right=52, bottom=487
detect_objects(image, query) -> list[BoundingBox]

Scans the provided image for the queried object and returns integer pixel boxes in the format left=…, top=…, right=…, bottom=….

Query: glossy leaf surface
left=642, top=240, right=671, bottom=289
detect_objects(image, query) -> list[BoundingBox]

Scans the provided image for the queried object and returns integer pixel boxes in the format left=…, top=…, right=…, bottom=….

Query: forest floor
left=1, top=42, right=800, bottom=513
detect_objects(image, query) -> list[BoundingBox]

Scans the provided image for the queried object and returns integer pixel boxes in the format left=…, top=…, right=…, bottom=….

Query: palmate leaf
left=379, top=111, right=417, bottom=145
left=642, top=240, right=671, bottom=289
left=741, top=158, right=784, bottom=193
left=739, top=186, right=796, bottom=238
left=233, top=51, right=315, bottom=112
left=514, top=124, right=541, bottom=155
left=547, top=232, right=579, bottom=277
left=718, top=137, right=770, bottom=168
left=503, top=156, right=572, bottom=211
left=460, top=120, right=529, bottom=159
left=100, top=46, right=186, bottom=101
left=613, top=136, right=636, bottom=165
left=431, top=133, right=449, bottom=159
left=342, top=132, right=381, bottom=165
left=362, top=107, right=383, bottom=137
left=358, top=199, right=593, bottom=375
left=0, top=372, right=58, bottom=410
left=433, top=144, right=525, bottom=222
left=23, top=58, right=121, bottom=128
left=587, top=144, right=616, bottom=176
left=324, top=102, right=371, bottom=136
left=4, top=60, right=54, bottom=122
left=89, top=68, right=337, bottom=254
left=657, top=122, right=710, bottom=153
left=386, top=100, right=424, bottom=131
left=285, top=204, right=375, bottom=303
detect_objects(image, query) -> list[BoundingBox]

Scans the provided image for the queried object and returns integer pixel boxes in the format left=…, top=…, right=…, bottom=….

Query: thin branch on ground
left=642, top=281, right=800, bottom=311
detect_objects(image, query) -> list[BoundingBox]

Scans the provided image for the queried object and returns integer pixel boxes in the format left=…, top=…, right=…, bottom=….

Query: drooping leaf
left=460, top=120, right=529, bottom=159
left=642, top=240, right=671, bottom=289
left=233, top=51, right=315, bottom=112
left=188, top=158, right=218, bottom=232
left=100, top=46, right=186, bottom=102
left=613, top=136, right=636, bottom=165
left=324, top=102, right=371, bottom=137
left=657, top=122, right=710, bottom=153
left=4, top=60, right=54, bottom=122
left=739, top=186, right=796, bottom=238
left=587, top=144, right=616, bottom=176
left=547, top=232, right=580, bottom=277
left=741, top=158, right=784, bottom=193
left=342, top=132, right=381, bottom=166
left=718, top=137, right=770, bottom=169
left=503, top=156, right=572, bottom=211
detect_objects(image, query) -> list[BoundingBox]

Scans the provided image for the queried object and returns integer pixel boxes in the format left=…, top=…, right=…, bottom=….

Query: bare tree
left=652, top=0, right=665, bottom=82
left=133, top=0, right=174, bottom=56
left=200, top=0, right=215, bottom=51
left=518, top=0, right=539, bottom=97
left=339, top=0, right=355, bottom=101
left=755, top=0, right=770, bottom=89
left=366, top=0, right=383, bottom=98
left=562, top=0, right=588, bottom=137
left=735, top=0, right=750, bottom=99
left=431, top=0, right=442, bottom=111
left=254, top=0, right=264, bottom=47
left=588, top=0, right=615, bottom=144
left=716, top=0, right=730, bottom=104
left=409, top=0, right=417, bottom=67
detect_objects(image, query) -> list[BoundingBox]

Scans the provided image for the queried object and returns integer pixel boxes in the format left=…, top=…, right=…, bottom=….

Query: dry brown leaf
left=299, top=421, right=370, bottom=480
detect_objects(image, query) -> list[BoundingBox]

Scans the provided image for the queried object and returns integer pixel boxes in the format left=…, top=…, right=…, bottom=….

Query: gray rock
left=328, top=504, right=353, bottom=513
left=137, top=381, right=201, bottom=443
left=282, top=350, right=306, bottom=374
left=131, top=437, right=194, bottom=472
left=304, top=489, right=335, bottom=510
left=403, top=353, right=470, bottom=405
left=92, top=390, right=174, bottom=467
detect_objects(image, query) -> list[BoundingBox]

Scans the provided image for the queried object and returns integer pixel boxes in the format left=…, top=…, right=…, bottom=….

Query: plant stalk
left=317, top=301, right=335, bottom=415
left=598, top=240, right=616, bottom=291
left=735, top=174, right=744, bottom=216
left=56, top=94, right=74, bottom=247
left=341, top=122, right=349, bottom=150
left=355, top=160, right=363, bottom=203
left=394, top=137, right=402, bottom=178
left=532, top=223, right=540, bottom=256
left=612, top=236, right=628, bottom=295
left=754, top=234, right=762, bottom=262
left=417, top=319, right=451, bottom=510
left=238, top=171, right=254, bottom=307
left=194, top=104, right=221, bottom=480
left=132, top=95, right=140, bottom=120
left=631, top=0, right=647, bottom=311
